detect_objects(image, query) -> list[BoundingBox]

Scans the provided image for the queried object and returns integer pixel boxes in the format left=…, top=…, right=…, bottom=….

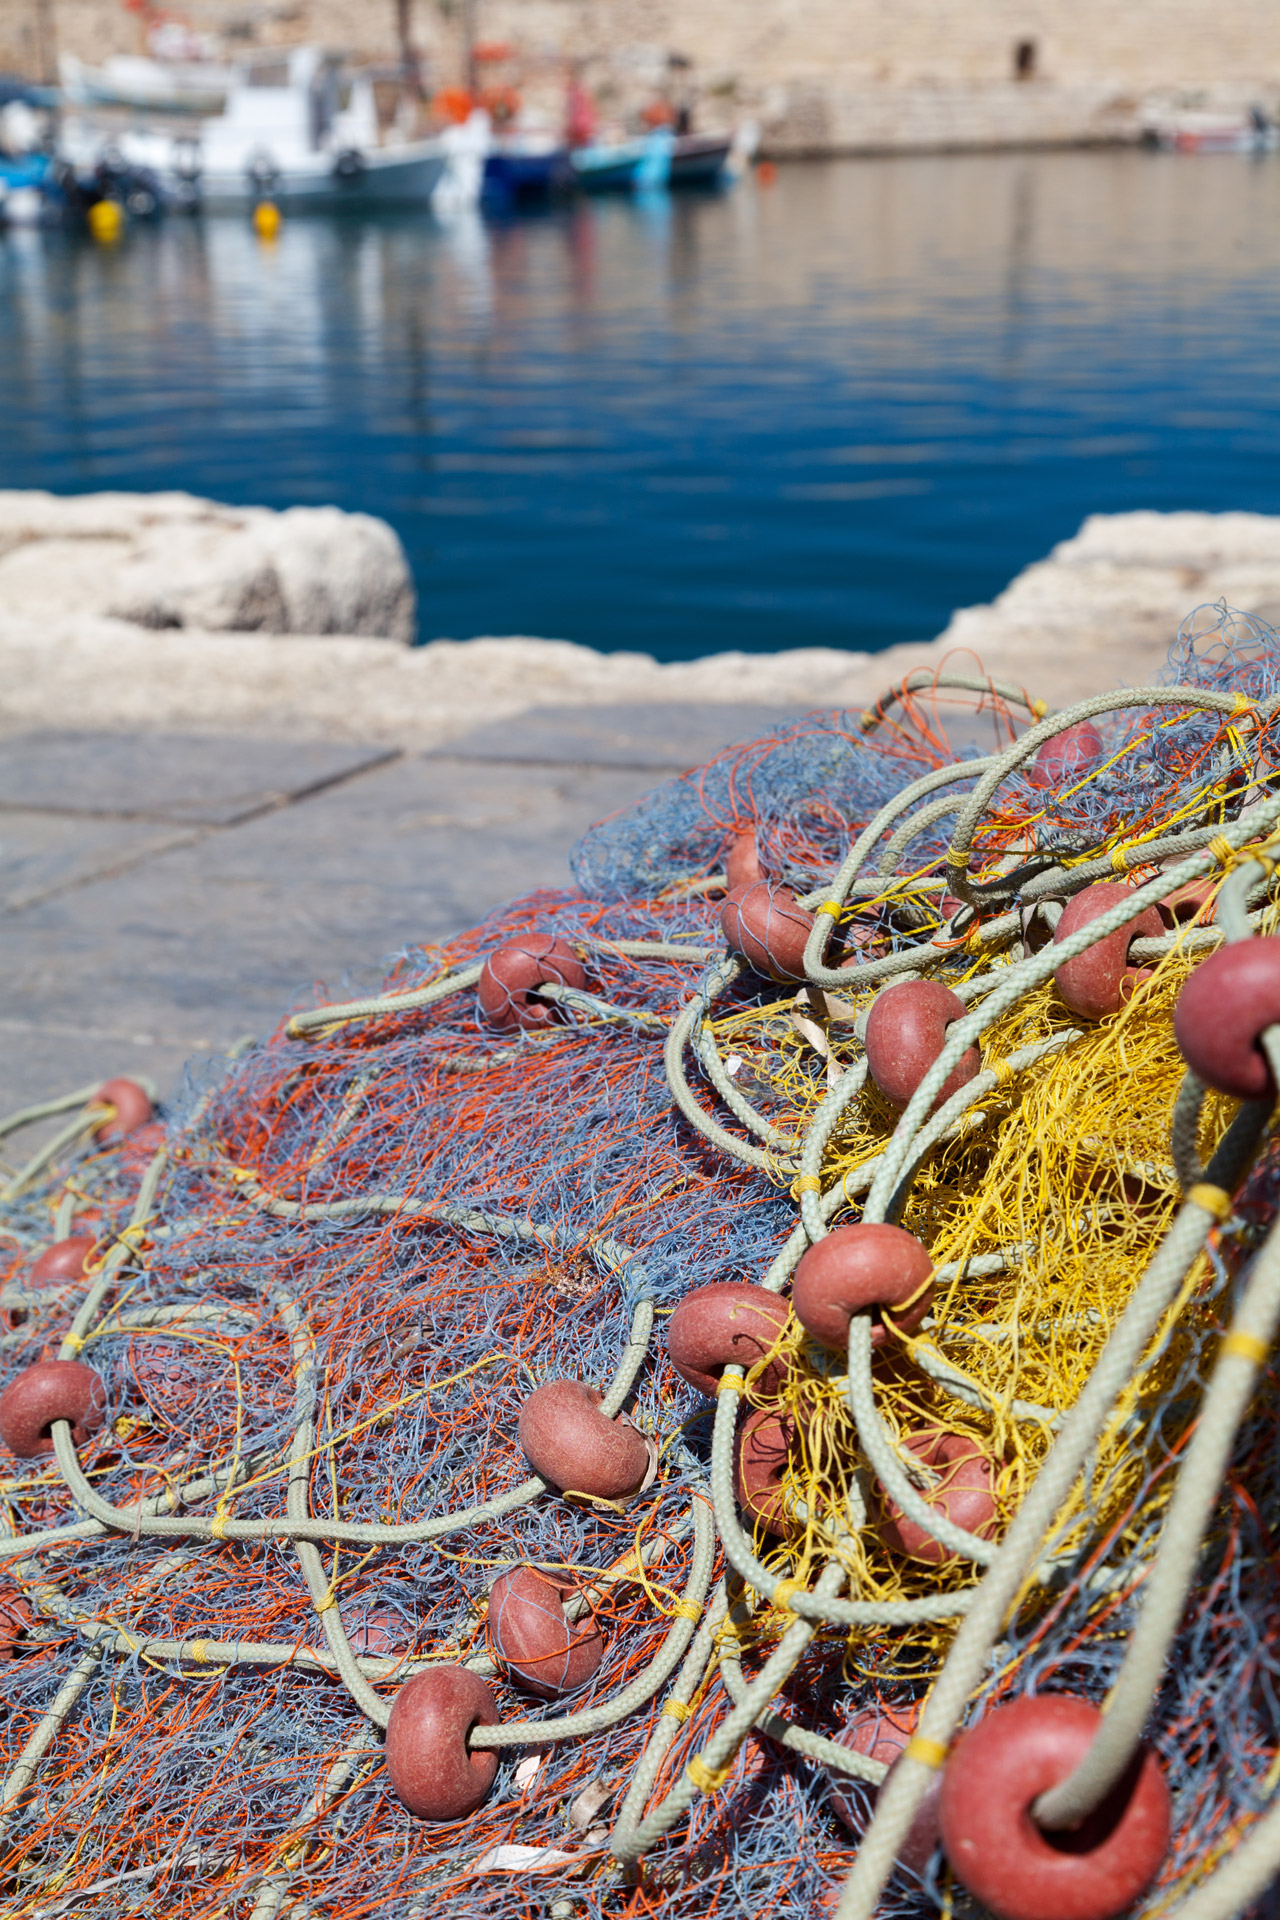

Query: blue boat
left=569, top=128, right=673, bottom=192
left=482, top=133, right=572, bottom=207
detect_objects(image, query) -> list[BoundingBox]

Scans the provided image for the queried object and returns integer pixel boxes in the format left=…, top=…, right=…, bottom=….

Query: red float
left=666, top=1282, right=791, bottom=1397
left=721, top=881, right=816, bottom=981
left=477, top=935, right=587, bottom=1031
left=0, top=1361, right=108, bottom=1458
left=940, top=1695, right=1171, bottom=1920
left=383, top=1667, right=500, bottom=1820
left=1157, top=875, right=1215, bottom=927
left=724, top=830, right=764, bottom=890
left=864, top=979, right=981, bottom=1111
left=487, top=1564, right=604, bottom=1698
left=792, top=1224, right=934, bottom=1351
left=1174, top=939, right=1280, bottom=1099
left=1052, top=883, right=1163, bottom=1019
left=517, top=1380, right=653, bottom=1500
left=1026, top=723, right=1103, bottom=792
left=0, top=1588, right=33, bottom=1660
left=90, top=1078, right=154, bottom=1144
left=734, top=1404, right=800, bottom=1537
left=30, top=1236, right=96, bottom=1287
left=827, top=1702, right=941, bottom=1876
left=878, top=1430, right=999, bottom=1564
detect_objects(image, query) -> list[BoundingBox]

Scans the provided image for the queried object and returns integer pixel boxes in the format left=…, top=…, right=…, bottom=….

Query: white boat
left=59, top=49, right=470, bottom=212
left=60, top=52, right=232, bottom=117
left=1146, top=108, right=1278, bottom=153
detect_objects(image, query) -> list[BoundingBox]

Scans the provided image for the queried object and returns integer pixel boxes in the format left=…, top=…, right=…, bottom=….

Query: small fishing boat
left=667, top=131, right=733, bottom=187
left=1146, top=108, right=1278, bottom=153
left=60, top=52, right=233, bottom=117
left=58, top=47, right=467, bottom=212
left=482, top=130, right=572, bottom=206
left=569, top=128, right=672, bottom=192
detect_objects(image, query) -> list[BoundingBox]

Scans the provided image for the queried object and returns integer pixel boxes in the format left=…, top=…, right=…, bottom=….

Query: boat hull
left=669, top=133, right=732, bottom=186
left=198, top=144, right=447, bottom=208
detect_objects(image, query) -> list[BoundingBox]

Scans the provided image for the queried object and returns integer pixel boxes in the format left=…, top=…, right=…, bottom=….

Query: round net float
left=792, top=1223, right=934, bottom=1351
left=335, top=1608, right=407, bottom=1664
left=477, top=935, right=586, bottom=1031
left=516, top=1380, right=653, bottom=1500
left=666, top=1282, right=791, bottom=1397
left=827, top=1704, right=941, bottom=1876
left=940, top=1695, right=1171, bottom=1920
left=30, top=1236, right=97, bottom=1287
left=1157, top=874, right=1216, bottom=927
left=878, top=1430, right=999, bottom=1565
left=1052, top=882, right=1164, bottom=1019
left=1173, top=937, right=1280, bottom=1099
left=487, top=1564, right=604, bottom=1698
left=383, top=1667, right=501, bottom=1821
left=724, top=830, right=764, bottom=891
left=864, top=979, right=981, bottom=1111
left=721, top=881, right=816, bottom=981
left=734, top=1404, right=800, bottom=1538
left=1025, top=722, right=1103, bottom=792
left=0, top=1360, right=107, bottom=1458
left=0, top=1589, right=34, bottom=1661
left=89, top=1078, right=154, bottom=1145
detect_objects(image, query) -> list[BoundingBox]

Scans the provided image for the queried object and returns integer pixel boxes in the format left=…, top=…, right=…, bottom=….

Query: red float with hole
left=827, top=1702, right=941, bottom=1876
left=666, top=1282, right=791, bottom=1397
left=724, top=830, right=763, bottom=890
left=940, top=1694, right=1171, bottom=1920
left=878, top=1430, right=999, bottom=1565
left=864, top=979, right=981, bottom=1111
left=792, top=1224, right=934, bottom=1351
left=735, top=1404, right=801, bottom=1538
left=90, top=1078, right=154, bottom=1144
left=721, top=881, right=816, bottom=981
left=0, top=1361, right=107, bottom=1458
left=1052, top=883, right=1163, bottom=1019
left=1173, top=938, right=1280, bottom=1099
left=477, top=935, right=587, bottom=1031
left=517, top=1380, right=652, bottom=1501
left=0, top=1588, right=33, bottom=1660
left=1026, top=723, right=1103, bottom=793
left=384, top=1667, right=500, bottom=1820
left=487, top=1564, right=604, bottom=1698
left=30, top=1237, right=96, bottom=1287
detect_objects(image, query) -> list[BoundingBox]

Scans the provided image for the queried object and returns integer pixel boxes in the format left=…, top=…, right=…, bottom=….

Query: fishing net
left=3, top=603, right=1280, bottom=1920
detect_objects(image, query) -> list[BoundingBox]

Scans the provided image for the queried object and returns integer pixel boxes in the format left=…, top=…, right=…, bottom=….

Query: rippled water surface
left=2, top=150, right=1279, bottom=657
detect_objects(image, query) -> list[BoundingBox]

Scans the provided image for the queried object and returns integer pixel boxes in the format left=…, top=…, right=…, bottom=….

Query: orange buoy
left=864, top=979, right=980, bottom=1111
left=478, top=936, right=586, bottom=1030
left=721, top=881, right=815, bottom=981
left=1052, top=884, right=1162, bottom=1020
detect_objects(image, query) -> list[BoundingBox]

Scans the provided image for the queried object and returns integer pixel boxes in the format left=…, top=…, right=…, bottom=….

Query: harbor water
left=2, top=147, right=1279, bottom=659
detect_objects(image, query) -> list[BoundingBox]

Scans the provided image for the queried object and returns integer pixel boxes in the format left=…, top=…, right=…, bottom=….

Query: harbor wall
left=12, top=0, right=1280, bottom=155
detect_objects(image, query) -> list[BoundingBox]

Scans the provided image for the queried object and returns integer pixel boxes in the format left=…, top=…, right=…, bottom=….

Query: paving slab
left=0, top=732, right=394, bottom=824
left=0, top=811, right=195, bottom=913
left=442, top=702, right=799, bottom=769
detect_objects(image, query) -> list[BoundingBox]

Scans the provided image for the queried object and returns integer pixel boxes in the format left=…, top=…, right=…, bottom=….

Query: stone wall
left=8, top=0, right=1280, bottom=154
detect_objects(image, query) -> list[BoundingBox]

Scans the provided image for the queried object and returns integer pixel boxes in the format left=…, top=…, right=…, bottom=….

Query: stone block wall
left=6, top=0, right=1280, bottom=153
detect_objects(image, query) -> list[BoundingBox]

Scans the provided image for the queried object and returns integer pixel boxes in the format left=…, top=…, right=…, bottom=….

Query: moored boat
left=569, top=128, right=673, bottom=192
left=668, top=131, right=733, bottom=187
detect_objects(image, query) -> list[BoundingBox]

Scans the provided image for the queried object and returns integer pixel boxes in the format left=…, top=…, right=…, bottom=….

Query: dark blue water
left=2, top=148, right=1279, bottom=658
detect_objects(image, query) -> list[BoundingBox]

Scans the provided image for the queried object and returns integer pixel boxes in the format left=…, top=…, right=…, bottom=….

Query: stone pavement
left=0, top=703, right=796, bottom=1113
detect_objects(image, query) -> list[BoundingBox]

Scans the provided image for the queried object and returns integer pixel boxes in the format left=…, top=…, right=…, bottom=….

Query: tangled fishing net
left=6, top=603, right=1280, bottom=1920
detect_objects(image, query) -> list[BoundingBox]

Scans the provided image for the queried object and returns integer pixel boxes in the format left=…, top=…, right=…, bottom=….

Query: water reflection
left=2, top=149, right=1279, bottom=658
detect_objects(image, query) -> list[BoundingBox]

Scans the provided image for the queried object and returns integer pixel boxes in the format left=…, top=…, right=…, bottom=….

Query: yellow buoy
left=87, top=199, right=123, bottom=244
left=253, top=200, right=282, bottom=240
